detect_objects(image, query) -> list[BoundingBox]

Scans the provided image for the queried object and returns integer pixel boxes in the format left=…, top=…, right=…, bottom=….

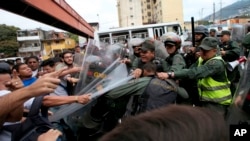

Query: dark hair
left=53, top=57, right=63, bottom=63
left=12, top=63, right=26, bottom=72
left=0, top=62, right=11, bottom=74
left=15, top=58, right=21, bottom=61
left=6, top=60, right=15, bottom=66
left=25, top=56, right=39, bottom=64
left=100, top=105, right=228, bottom=141
left=40, top=58, right=55, bottom=68
left=142, top=62, right=157, bottom=73
left=61, top=50, right=73, bottom=58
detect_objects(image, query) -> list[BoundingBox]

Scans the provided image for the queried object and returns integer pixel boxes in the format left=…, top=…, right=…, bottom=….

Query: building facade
left=16, top=29, right=76, bottom=60
left=16, top=29, right=45, bottom=57
left=117, top=0, right=184, bottom=28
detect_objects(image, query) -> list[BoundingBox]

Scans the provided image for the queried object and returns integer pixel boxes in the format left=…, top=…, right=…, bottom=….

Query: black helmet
left=194, top=25, right=209, bottom=37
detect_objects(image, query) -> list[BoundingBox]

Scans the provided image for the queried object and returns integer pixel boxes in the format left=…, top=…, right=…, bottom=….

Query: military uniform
left=131, top=40, right=170, bottom=72
left=132, top=57, right=169, bottom=72
left=165, top=53, right=186, bottom=72
left=170, top=37, right=232, bottom=117
left=219, top=30, right=240, bottom=95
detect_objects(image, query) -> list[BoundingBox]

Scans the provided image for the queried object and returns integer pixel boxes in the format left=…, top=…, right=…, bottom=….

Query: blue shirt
left=22, top=77, right=37, bottom=87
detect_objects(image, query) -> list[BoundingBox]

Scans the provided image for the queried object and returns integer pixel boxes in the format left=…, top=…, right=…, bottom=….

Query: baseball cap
left=210, top=29, right=216, bottom=32
left=199, top=37, right=218, bottom=50
left=221, top=30, right=231, bottom=36
left=141, top=41, right=155, bottom=52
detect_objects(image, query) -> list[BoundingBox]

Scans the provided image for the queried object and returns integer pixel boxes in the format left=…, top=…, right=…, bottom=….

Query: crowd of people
left=0, top=23, right=250, bottom=141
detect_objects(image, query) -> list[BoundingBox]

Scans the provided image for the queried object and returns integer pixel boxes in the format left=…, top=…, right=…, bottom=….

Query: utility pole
left=219, top=0, right=222, bottom=24
left=213, top=2, right=215, bottom=24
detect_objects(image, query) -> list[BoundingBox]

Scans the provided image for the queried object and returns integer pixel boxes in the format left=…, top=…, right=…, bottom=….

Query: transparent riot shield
left=226, top=55, right=250, bottom=125
left=231, top=24, right=246, bottom=44
left=49, top=41, right=133, bottom=124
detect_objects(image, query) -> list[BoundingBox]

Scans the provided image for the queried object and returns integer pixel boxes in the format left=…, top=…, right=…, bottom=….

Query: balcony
left=18, top=46, right=41, bottom=52
left=17, top=36, right=42, bottom=41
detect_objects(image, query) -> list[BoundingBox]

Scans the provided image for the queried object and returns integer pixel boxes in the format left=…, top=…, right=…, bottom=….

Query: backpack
left=124, top=77, right=177, bottom=116
left=4, top=95, right=54, bottom=141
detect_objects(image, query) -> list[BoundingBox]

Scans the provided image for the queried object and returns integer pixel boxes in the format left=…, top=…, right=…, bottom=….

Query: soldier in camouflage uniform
left=161, top=37, right=232, bottom=117
left=219, top=30, right=240, bottom=96
left=132, top=41, right=169, bottom=78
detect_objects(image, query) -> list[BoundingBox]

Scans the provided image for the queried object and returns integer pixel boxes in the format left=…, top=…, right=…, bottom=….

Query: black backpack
left=4, top=95, right=54, bottom=141
left=124, top=77, right=177, bottom=116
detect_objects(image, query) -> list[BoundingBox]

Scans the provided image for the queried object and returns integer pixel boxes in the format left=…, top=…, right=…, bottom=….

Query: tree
left=68, top=32, right=79, bottom=45
left=0, top=24, right=20, bottom=57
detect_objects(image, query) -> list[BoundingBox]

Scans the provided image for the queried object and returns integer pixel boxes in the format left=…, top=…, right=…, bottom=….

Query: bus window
left=167, top=25, right=182, bottom=35
left=131, top=29, right=148, bottom=38
left=153, top=27, right=164, bottom=40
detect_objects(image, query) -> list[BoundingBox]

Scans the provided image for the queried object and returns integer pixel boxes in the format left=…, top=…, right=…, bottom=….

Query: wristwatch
left=168, top=72, right=172, bottom=78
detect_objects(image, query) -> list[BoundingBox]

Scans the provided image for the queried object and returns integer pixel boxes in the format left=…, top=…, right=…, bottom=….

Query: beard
left=64, top=61, right=73, bottom=66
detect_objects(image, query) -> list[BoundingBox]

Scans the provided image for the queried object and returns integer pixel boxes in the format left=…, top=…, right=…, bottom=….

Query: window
left=147, top=5, right=151, bottom=9
left=147, top=12, right=151, bottom=16
left=130, top=7, right=133, bottom=10
left=130, top=15, right=134, bottom=18
left=147, top=0, right=150, bottom=2
left=148, top=19, right=152, bottom=23
left=131, top=23, right=134, bottom=26
left=129, top=0, right=132, bottom=2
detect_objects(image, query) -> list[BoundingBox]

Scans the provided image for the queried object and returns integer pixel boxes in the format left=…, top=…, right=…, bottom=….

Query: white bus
left=95, top=22, right=183, bottom=45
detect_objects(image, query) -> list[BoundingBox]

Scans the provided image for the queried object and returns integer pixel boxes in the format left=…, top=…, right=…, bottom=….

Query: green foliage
left=0, top=24, right=20, bottom=57
left=68, top=32, right=79, bottom=44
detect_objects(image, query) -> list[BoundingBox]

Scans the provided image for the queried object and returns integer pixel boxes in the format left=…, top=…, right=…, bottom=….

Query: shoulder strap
left=28, top=95, right=46, bottom=117
left=136, top=77, right=155, bottom=113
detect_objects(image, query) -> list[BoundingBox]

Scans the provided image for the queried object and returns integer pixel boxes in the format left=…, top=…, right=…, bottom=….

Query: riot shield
left=231, top=24, right=246, bottom=44
left=226, top=55, right=250, bottom=125
left=49, top=41, right=133, bottom=124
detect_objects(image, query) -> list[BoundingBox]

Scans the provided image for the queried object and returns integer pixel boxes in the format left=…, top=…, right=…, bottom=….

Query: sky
left=0, top=0, right=237, bottom=32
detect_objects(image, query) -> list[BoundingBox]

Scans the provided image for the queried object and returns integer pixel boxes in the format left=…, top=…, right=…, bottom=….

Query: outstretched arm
left=42, top=94, right=91, bottom=107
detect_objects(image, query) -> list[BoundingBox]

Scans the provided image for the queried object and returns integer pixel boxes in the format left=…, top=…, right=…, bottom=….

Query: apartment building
left=16, top=28, right=45, bottom=57
left=16, top=29, right=76, bottom=60
left=117, top=0, right=184, bottom=28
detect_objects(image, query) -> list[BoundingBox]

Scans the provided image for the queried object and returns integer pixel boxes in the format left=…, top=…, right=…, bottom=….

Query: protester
left=25, top=56, right=40, bottom=78
left=99, top=105, right=228, bottom=141
left=0, top=68, right=61, bottom=127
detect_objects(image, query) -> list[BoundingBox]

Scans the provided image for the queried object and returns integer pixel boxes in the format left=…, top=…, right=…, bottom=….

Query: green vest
left=198, top=56, right=232, bottom=105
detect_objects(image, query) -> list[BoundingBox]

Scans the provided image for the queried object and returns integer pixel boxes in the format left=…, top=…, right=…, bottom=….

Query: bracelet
left=75, top=96, right=79, bottom=103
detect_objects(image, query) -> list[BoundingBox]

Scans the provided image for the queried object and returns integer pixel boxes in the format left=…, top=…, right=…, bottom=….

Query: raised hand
left=5, top=69, right=24, bottom=91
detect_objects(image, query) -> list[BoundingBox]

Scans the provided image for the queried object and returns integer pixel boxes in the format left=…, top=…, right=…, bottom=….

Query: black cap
left=221, top=30, right=231, bottom=36
left=210, top=29, right=216, bottom=32
left=141, top=41, right=155, bottom=52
